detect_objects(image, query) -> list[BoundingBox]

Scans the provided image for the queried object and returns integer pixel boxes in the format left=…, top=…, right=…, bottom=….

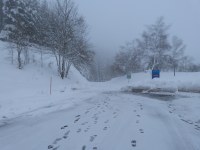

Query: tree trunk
left=174, top=65, right=176, bottom=76
left=11, top=49, right=14, bottom=64
left=65, top=61, right=71, bottom=78
left=17, top=50, right=22, bottom=69
left=61, top=57, right=65, bottom=79
left=40, top=48, right=43, bottom=67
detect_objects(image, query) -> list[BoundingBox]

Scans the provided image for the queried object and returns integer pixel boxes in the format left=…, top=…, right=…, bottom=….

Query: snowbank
left=119, top=72, right=200, bottom=94
left=0, top=41, right=90, bottom=122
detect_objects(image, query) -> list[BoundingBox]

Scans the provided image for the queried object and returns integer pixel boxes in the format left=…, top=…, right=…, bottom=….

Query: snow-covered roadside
left=119, top=71, right=200, bottom=94
left=0, top=41, right=124, bottom=125
left=0, top=40, right=125, bottom=125
left=0, top=41, right=94, bottom=123
left=1, top=39, right=200, bottom=134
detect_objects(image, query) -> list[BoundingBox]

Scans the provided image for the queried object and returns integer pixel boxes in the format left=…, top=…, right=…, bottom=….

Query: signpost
left=50, top=76, right=52, bottom=95
left=127, top=73, right=131, bottom=79
left=152, top=70, right=160, bottom=79
left=127, top=72, right=131, bottom=83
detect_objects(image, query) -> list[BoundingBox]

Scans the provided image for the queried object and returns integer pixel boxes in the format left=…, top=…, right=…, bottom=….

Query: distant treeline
left=111, top=17, right=200, bottom=78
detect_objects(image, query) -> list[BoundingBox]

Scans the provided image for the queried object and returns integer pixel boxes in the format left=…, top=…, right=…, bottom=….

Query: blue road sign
left=152, top=70, right=160, bottom=79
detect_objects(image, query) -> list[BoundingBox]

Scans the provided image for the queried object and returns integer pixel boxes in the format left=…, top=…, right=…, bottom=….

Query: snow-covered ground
left=0, top=41, right=91, bottom=121
left=0, top=92, right=200, bottom=150
left=119, top=71, right=200, bottom=94
left=0, top=41, right=200, bottom=150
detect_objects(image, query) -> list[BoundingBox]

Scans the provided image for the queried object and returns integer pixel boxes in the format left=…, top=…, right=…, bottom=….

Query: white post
left=50, top=77, right=52, bottom=95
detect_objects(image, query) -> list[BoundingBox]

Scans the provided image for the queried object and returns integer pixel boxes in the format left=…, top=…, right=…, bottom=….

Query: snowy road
left=0, top=92, right=200, bottom=150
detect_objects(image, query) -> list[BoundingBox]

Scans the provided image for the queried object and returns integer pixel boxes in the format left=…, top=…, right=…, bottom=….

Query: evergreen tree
left=1, top=0, right=37, bottom=68
left=34, top=0, right=50, bottom=45
left=0, top=0, right=3, bottom=32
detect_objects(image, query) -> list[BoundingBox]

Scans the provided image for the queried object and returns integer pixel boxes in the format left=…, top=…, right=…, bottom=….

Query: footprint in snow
left=61, top=125, right=68, bottom=130
left=74, top=118, right=80, bottom=123
left=81, top=122, right=88, bottom=125
left=48, top=145, right=53, bottom=149
left=195, top=128, right=200, bottom=131
left=65, top=130, right=70, bottom=135
left=63, top=130, right=70, bottom=139
left=53, top=138, right=62, bottom=144
left=52, top=146, right=60, bottom=150
left=77, top=128, right=82, bottom=133
left=90, top=135, right=97, bottom=142
left=84, top=126, right=90, bottom=132
left=82, top=145, right=86, bottom=150
left=103, top=127, right=108, bottom=131
left=113, top=112, right=117, bottom=115
left=181, top=119, right=193, bottom=124
left=48, top=144, right=60, bottom=150
left=63, top=135, right=68, bottom=139
left=131, top=140, right=136, bottom=147
left=194, top=124, right=200, bottom=131
left=139, top=129, right=144, bottom=133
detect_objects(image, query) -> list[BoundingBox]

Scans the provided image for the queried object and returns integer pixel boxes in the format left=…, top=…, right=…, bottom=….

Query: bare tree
left=53, top=0, right=79, bottom=79
left=44, top=0, right=92, bottom=79
left=111, top=17, right=190, bottom=78
left=112, top=40, right=145, bottom=77
left=179, top=56, right=193, bottom=72
left=170, top=36, right=185, bottom=76
left=140, top=17, right=171, bottom=70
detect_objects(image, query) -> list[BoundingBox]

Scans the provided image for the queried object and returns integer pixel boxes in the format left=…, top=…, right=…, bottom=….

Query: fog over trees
left=0, top=1, right=199, bottom=81
left=111, top=17, right=200, bottom=79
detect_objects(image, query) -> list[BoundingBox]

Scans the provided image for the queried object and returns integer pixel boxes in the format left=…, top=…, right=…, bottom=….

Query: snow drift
left=0, top=41, right=88, bottom=122
left=120, top=72, right=200, bottom=94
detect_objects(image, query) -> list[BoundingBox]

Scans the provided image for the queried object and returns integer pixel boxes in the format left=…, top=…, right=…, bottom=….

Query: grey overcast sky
left=73, top=0, right=200, bottom=62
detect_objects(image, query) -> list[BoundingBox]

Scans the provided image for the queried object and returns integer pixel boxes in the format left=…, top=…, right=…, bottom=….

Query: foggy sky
left=73, top=0, right=200, bottom=63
